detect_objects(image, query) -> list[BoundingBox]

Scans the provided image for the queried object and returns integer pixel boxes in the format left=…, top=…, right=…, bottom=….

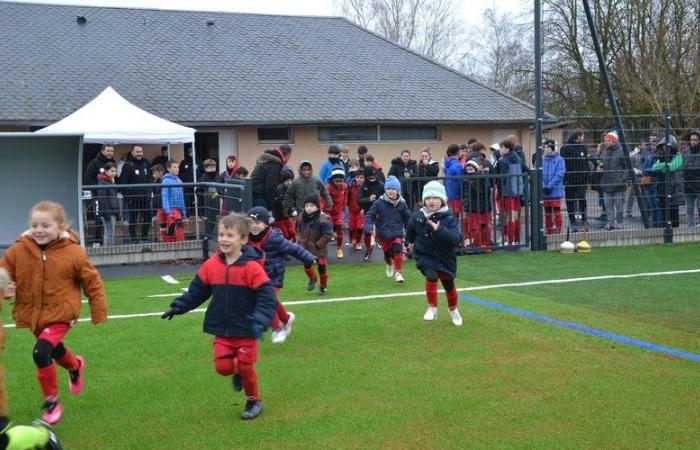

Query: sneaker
left=355, top=243, right=362, bottom=250
left=336, top=248, right=344, bottom=259
left=232, top=373, right=243, bottom=392
left=319, top=286, right=327, bottom=296
left=363, top=251, right=371, bottom=262
left=423, top=306, right=437, bottom=321
left=271, top=328, right=287, bottom=344
left=450, top=309, right=463, bottom=326
left=42, top=397, right=63, bottom=425
left=68, top=356, right=85, bottom=395
left=344, top=241, right=352, bottom=247
left=241, top=399, right=263, bottom=420
left=385, top=264, right=395, bottom=278
left=283, top=312, right=295, bottom=339
left=306, top=278, right=317, bottom=291
left=31, top=419, right=63, bottom=450
left=395, top=272, right=404, bottom=283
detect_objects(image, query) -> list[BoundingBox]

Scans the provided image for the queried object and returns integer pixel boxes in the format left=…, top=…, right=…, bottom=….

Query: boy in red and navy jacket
left=347, top=168, right=365, bottom=250
left=162, top=213, right=277, bottom=420
left=325, top=168, right=348, bottom=259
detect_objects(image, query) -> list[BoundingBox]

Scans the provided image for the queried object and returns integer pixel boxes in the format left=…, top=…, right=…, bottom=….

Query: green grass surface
left=2, top=243, right=700, bottom=448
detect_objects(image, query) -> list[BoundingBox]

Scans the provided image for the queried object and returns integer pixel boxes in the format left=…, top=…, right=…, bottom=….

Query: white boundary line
left=5, top=268, right=700, bottom=329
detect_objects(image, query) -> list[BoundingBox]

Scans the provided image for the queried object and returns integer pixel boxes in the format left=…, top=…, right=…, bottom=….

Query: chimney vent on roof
left=76, top=16, right=87, bottom=25
left=206, top=19, right=215, bottom=26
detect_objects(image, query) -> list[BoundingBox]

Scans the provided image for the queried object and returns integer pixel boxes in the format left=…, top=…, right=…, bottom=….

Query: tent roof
left=35, top=87, right=195, bottom=144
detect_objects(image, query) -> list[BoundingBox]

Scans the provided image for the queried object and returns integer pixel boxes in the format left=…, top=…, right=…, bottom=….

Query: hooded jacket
left=162, top=173, right=187, bottom=215
left=248, top=227, right=315, bottom=288
left=118, top=153, right=151, bottom=195
left=496, top=151, right=528, bottom=197
left=318, top=157, right=345, bottom=184
left=443, top=157, right=464, bottom=201
left=251, top=149, right=286, bottom=209
left=296, top=211, right=333, bottom=258
left=542, top=152, right=566, bottom=199
left=683, top=130, right=700, bottom=194
left=358, top=178, right=384, bottom=211
left=284, top=163, right=333, bottom=211
left=0, top=231, right=108, bottom=333
left=600, top=143, right=627, bottom=193
left=406, top=206, right=462, bottom=278
left=363, top=194, right=412, bottom=239
left=560, top=135, right=589, bottom=186
left=96, top=173, right=121, bottom=219
left=417, top=159, right=440, bottom=178
left=388, top=157, right=418, bottom=181
left=170, top=245, right=277, bottom=336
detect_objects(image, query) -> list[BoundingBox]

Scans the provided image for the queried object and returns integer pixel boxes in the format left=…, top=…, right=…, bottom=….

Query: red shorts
left=348, top=212, right=364, bottom=231
left=328, top=212, right=344, bottom=227
left=543, top=198, right=561, bottom=209
left=378, top=237, right=402, bottom=252
left=447, top=199, right=462, bottom=216
left=34, top=323, right=71, bottom=346
left=213, top=336, right=258, bottom=364
left=272, top=219, right=295, bottom=241
left=502, top=196, right=521, bottom=212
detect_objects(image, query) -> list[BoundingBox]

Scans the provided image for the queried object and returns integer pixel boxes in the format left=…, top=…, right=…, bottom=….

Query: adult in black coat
left=560, top=129, right=590, bottom=228
left=84, top=143, right=116, bottom=244
left=388, top=150, right=419, bottom=209
left=179, top=146, right=203, bottom=213
left=118, top=145, right=152, bottom=243
left=250, top=145, right=293, bottom=210
left=151, top=146, right=169, bottom=168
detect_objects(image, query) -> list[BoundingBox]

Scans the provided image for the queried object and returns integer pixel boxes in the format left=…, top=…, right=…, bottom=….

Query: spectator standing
left=462, top=159, right=492, bottom=252
left=160, top=159, right=188, bottom=242
left=497, top=139, right=529, bottom=245
left=151, top=146, right=169, bottom=168
left=651, top=135, right=684, bottom=228
left=95, top=162, right=121, bottom=246
left=560, top=129, right=589, bottom=230
left=443, top=144, right=463, bottom=217
left=640, top=139, right=661, bottom=227
left=118, top=145, right=152, bottom=243
left=179, top=146, right=203, bottom=214
left=84, top=144, right=115, bottom=245
left=683, top=130, right=700, bottom=226
left=150, top=165, right=165, bottom=240
left=198, top=159, right=221, bottom=239
left=251, top=145, right=292, bottom=210
left=507, top=134, right=529, bottom=168
left=388, top=150, right=418, bottom=209
left=417, top=148, right=440, bottom=205
left=542, top=140, right=566, bottom=234
left=599, top=131, right=628, bottom=230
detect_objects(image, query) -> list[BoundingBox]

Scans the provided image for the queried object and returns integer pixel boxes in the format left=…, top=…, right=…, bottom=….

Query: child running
left=296, top=194, right=333, bottom=295
left=247, top=206, right=316, bottom=344
left=0, top=201, right=108, bottom=424
left=346, top=168, right=365, bottom=250
left=358, top=166, right=384, bottom=261
left=364, top=176, right=412, bottom=283
left=161, top=213, right=277, bottom=420
left=325, top=168, right=348, bottom=259
left=0, top=268, right=62, bottom=449
left=406, top=181, right=464, bottom=325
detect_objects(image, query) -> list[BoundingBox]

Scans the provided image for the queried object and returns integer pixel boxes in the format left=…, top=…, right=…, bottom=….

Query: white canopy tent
left=35, top=86, right=195, bottom=144
left=36, top=86, right=200, bottom=245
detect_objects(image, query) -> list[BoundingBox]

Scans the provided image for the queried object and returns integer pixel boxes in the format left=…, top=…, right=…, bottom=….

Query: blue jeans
left=643, top=184, right=661, bottom=227
left=686, top=193, right=700, bottom=226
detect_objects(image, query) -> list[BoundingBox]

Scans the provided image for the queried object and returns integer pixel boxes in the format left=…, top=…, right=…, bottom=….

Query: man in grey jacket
left=600, top=131, right=628, bottom=230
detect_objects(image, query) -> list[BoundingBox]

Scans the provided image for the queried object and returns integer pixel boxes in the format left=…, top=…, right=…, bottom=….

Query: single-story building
left=0, top=1, right=555, bottom=174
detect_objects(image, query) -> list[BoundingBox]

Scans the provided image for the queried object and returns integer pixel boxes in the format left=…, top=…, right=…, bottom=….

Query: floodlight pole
left=531, top=0, right=546, bottom=251
left=581, top=0, right=650, bottom=229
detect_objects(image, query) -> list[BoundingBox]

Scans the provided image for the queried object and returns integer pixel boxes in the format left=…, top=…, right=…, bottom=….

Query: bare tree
left=337, top=0, right=467, bottom=66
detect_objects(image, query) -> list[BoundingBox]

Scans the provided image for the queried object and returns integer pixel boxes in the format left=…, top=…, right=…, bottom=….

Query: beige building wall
left=236, top=124, right=533, bottom=176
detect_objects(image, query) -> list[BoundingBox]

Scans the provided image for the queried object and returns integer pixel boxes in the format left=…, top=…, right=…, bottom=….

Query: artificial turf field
left=2, top=242, right=700, bottom=449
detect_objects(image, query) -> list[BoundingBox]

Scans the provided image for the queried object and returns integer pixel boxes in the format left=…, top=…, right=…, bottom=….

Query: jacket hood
left=97, top=173, right=114, bottom=183
left=444, top=157, right=462, bottom=169
left=657, top=135, right=678, bottom=153
left=420, top=205, right=450, bottom=218
left=256, top=150, right=282, bottom=165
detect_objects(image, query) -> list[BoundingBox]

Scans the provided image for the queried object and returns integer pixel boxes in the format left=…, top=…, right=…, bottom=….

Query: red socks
left=364, top=234, right=372, bottom=251
left=426, top=280, right=438, bottom=307
left=320, top=272, right=328, bottom=289
left=238, top=362, right=259, bottom=401
left=393, top=252, right=403, bottom=272
left=54, top=348, right=78, bottom=371
left=336, top=230, right=343, bottom=247
left=304, top=266, right=317, bottom=280
left=354, top=229, right=363, bottom=244
left=276, top=302, right=290, bottom=324
left=446, top=287, right=458, bottom=310
left=37, top=365, right=58, bottom=398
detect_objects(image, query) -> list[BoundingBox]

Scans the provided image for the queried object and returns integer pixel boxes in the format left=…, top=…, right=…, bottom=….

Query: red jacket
left=348, top=180, right=363, bottom=214
left=325, top=182, right=348, bottom=217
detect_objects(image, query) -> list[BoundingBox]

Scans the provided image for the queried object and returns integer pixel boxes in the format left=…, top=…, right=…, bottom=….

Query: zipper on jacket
left=39, top=250, right=47, bottom=329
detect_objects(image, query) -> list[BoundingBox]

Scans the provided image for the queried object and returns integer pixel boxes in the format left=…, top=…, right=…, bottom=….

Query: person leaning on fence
left=443, top=144, right=464, bottom=218
left=462, top=159, right=492, bottom=252
left=198, top=159, right=221, bottom=240
left=682, top=129, right=700, bottom=227
left=118, top=145, right=152, bottom=244
left=95, top=162, right=122, bottom=246
left=560, top=129, right=589, bottom=231
left=159, top=159, right=188, bottom=242
left=251, top=145, right=292, bottom=210
left=542, top=140, right=566, bottom=235
left=651, top=135, right=684, bottom=228
left=599, top=131, right=628, bottom=230
left=497, top=138, right=529, bottom=245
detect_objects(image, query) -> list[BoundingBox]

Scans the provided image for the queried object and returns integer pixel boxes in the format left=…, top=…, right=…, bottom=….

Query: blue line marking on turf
left=459, top=294, right=700, bottom=363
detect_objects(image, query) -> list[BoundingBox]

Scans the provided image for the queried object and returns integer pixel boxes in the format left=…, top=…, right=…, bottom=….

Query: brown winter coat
left=296, top=212, right=333, bottom=259
left=0, top=231, right=108, bottom=333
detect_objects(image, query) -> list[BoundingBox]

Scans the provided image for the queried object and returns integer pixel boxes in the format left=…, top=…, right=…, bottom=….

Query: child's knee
left=32, top=340, right=54, bottom=368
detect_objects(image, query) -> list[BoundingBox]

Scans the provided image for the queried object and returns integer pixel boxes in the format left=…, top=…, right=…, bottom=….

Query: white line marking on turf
left=5, top=268, right=700, bottom=328
left=161, top=275, right=180, bottom=285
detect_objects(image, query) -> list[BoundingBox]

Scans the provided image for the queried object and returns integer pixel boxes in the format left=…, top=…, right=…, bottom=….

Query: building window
left=257, top=127, right=292, bottom=143
left=318, top=126, right=378, bottom=142
left=380, top=126, right=438, bottom=141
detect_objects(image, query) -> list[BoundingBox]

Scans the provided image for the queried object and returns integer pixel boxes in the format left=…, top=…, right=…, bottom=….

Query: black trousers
left=127, top=196, right=151, bottom=241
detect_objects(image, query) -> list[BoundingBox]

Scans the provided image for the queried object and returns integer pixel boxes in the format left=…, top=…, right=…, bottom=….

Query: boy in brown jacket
left=0, top=201, right=108, bottom=425
left=297, top=194, right=333, bottom=295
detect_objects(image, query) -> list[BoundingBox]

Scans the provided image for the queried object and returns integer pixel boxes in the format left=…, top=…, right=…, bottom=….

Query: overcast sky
left=5, top=0, right=528, bottom=27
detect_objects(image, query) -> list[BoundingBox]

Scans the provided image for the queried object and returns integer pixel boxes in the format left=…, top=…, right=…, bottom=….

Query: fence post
left=663, top=112, right=673, bottom=243
left=202, top=235, right=209, bottom=259
left=242, top=178, right=253, bottom=212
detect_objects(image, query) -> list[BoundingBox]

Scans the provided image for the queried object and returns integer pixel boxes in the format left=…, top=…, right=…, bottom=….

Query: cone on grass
left=560, top=227, right=575, bottom=254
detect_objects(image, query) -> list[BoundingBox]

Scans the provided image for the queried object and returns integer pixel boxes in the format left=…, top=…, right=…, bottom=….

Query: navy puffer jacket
left=363, top=195, right=412, bottom=239
left=249, top=227, right=316, bottom=288
left=406, top=207, right=462, bottom=278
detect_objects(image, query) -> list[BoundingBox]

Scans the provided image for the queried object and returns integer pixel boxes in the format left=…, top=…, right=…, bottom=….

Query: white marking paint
left=4, top=268, right=700, bottom=328
left=161, top=275, right=180, bottom=285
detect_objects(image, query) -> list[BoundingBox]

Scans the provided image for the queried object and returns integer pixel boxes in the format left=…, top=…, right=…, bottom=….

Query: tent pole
left=191, top=141, right=200, bottom=239
left=167, top=143, right=171, bottom=159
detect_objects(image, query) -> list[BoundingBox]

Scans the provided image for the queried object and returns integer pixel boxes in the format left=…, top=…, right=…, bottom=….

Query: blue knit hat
left=422, top=180, right=447, bottom=203
left=385, top=175, right=401, bottom=193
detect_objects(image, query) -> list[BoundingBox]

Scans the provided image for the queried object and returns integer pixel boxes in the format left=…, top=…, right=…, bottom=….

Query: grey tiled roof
left=0, top=2, right=544, bottom=126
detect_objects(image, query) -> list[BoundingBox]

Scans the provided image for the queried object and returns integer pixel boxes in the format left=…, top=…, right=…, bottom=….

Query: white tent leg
left=191, top=141, right=200, bottom=239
